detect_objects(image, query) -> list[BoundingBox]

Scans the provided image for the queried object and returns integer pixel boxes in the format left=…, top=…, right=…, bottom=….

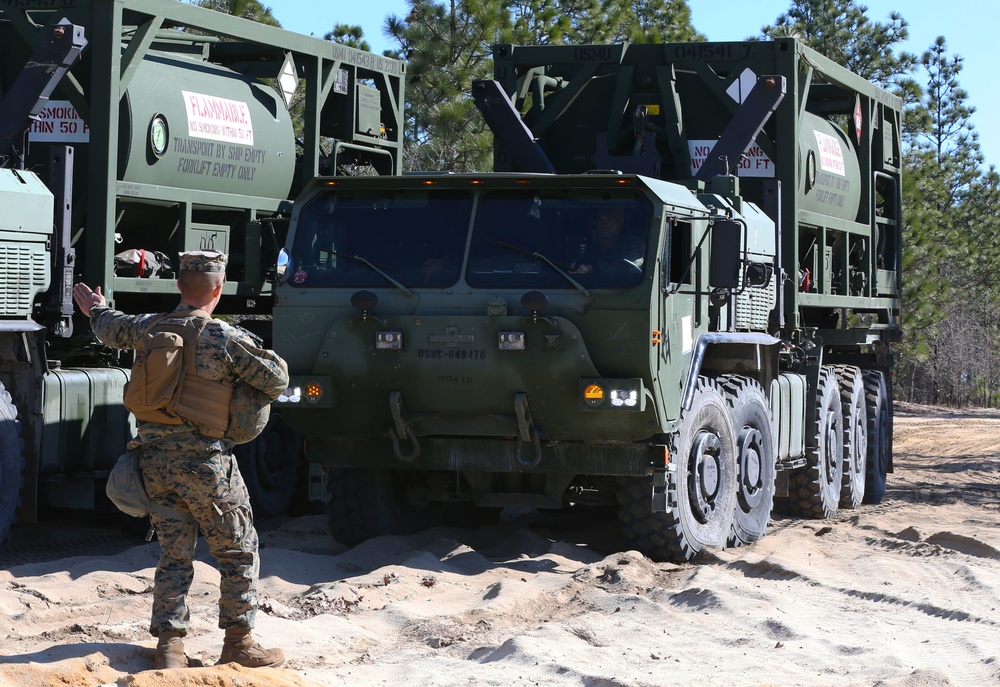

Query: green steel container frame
left=490, top=40, right=903, bottom=338
left=0, top=0, right=406, bottom=309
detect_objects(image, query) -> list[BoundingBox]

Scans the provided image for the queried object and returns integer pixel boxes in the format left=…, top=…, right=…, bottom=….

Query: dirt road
left=1, top=404, right=998, bottom=687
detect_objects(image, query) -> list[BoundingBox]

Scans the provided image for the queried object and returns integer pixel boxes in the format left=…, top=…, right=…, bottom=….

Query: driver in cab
left=572, top=207, right=645, bottom=274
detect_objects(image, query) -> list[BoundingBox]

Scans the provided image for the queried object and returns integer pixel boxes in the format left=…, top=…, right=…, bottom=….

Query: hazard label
left=813, top=130, right=846, bottom=175
left=182, top=90, right=254, bottom=146
left=854, top=97, right=863, bottom=143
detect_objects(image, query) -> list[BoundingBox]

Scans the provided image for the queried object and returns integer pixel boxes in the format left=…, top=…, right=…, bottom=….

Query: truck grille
left=0, top=242, right=48, bottom=317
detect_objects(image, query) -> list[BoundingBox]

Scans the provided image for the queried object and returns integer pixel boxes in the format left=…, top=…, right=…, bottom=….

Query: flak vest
left=123, top=309, right=233, bottom=438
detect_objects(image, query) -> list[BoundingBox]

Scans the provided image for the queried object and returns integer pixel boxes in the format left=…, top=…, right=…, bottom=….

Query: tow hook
left=389, top=391, right=420, bottom=462
left=514, top=392, right=542, bottom=468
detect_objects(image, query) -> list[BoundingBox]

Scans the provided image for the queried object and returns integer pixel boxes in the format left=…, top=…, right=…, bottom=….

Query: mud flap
left=652, top=464, right=675, bottom=512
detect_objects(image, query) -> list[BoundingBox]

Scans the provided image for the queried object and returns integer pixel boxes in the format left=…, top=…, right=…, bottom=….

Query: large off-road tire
left=720, top=375, right=776, bottom=547
left=862, top=369, right=890, bottom=504
left=235, top=412, right=303, bottom=518
left=787, top=366, right=843, bottom=518
left=0, top=382, right=25, bottom=544
left=834, top=365, right=867, bottom=509
left=618, top=377, right=737, bottom=562
left=325, top=468, right=435, bottom=546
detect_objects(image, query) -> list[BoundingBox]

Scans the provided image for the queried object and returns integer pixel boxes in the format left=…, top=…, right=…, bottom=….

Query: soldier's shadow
left=0, top=642, right=206, bottom=673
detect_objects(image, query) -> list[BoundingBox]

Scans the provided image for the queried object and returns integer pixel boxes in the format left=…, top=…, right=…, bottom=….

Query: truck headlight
left=278, top=386, right=301, bottom=403
left=610, top=390, right=638, bottom=407
left=579, top=378, right=645, bottom=411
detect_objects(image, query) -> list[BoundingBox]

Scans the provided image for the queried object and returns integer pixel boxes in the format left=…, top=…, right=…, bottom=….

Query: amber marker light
left=652, top=329, right=661, bottom=345
left=422, top=179, right=437, bottom=185
left=615, top=178, right=632, bottom=185
left=583, top=383, right=605, bottom=408
left=305, top=381, right=323, bottom=400
left=469, top=179, right=484, bottom=185
left=656, top=444, right=670, bottom=466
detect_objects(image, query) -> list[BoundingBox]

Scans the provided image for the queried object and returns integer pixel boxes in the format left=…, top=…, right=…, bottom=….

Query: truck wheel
left=325, top=468, right=434, bottom=546
left=834, top=365, right=866, bottom=509
left=788, top=366, right=843, bottom=518
left=720, top=376, right=776, bottom=547
left=617, top=377, right=737, bottom=562
left=0, top=382, right=24, bottom=544
left=235, top=412, right=302, bottom=518
left=862, top=370, right=890, bottom=504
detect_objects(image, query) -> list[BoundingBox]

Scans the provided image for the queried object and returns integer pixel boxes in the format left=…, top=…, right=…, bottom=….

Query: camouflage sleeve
left=224, top=327, right=289, bottom=402
left=89, top=306, right=161, bottom=349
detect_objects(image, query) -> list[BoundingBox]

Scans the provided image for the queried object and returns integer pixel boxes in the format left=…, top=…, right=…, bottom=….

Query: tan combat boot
left=153, top=630, right=187, bottom=670
left=217, top=627, right=285, bottom=668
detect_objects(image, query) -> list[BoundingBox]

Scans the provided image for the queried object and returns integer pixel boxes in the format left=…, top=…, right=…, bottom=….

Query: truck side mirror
left=276, top=248, right=290, bottom=284
left=709, top=220, right=742, bottom=289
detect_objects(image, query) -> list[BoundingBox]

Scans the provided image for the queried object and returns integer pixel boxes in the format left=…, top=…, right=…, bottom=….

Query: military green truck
left=0, top=0, right=405, bottom=544
left=275, top=39, right=901, bottom=562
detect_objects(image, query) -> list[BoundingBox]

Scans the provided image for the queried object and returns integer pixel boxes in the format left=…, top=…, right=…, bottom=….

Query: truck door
left=656, top=216, right=698, bottom=425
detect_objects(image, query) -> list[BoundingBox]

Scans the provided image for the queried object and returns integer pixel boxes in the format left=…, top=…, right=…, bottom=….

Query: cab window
left=288, top=189, right=473, bottom=288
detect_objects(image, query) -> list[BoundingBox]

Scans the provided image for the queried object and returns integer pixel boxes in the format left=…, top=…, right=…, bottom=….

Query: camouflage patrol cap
left=178, top=250, right=228, bottom=273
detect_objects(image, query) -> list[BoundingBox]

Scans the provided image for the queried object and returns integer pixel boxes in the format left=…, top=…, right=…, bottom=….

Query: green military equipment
left=276, top=39, right=900, bottom=561
left=0, top=0, right=406, bottom=543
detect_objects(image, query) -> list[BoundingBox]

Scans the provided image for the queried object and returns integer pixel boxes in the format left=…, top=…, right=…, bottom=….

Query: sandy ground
left=1, top=403, right=998, bottom=687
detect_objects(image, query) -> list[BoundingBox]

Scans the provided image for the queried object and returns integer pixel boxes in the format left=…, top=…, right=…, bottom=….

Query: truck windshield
left=287, top=189, right=473, bottom=288
left=466, top=188, right=652, bottom=289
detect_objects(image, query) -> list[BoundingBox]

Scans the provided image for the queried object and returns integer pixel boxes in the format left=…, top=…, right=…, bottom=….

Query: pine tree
left=609, top=0, right=705, bottom=44
left=384, top=0, right=702, bottom=171
left=193, top=0, right=280, bottom=27
left=384, top=0, right=516, bottom=171
left=324, top=25, right=372, bottom=52
left=506, top=0, right=704, bottom=44
left=759, top=0, right=916, bottom=90
left=900, top=37, right=988, bottom=405
left=914, top=37, right=983, bottom=210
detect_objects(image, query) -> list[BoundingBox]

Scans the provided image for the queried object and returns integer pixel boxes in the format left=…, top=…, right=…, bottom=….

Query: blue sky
left=263, top=0, right=998, bottom=169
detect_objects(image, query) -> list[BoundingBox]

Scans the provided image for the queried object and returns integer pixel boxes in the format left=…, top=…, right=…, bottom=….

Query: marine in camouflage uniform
left=73, top=250, right=288, bottom=670
left=571, top=207, right=646, bottom=275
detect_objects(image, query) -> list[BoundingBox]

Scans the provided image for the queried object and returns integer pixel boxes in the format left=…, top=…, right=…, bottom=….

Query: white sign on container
left=182, top=90, right=255, bottom=146
left=813, top=130, right=846, bottom=175
left=688, top=140, right=775, bottom=177
left=28, top=100, right=90, bottom=143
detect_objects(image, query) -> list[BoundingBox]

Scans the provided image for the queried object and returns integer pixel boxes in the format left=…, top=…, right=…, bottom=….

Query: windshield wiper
left=496, top=241, right=591, bottom=298
left=330, top=250, right=413, bottom=297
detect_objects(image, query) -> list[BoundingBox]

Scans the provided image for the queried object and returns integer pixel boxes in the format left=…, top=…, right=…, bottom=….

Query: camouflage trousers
left=141, top=447, right=259, bottom=637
